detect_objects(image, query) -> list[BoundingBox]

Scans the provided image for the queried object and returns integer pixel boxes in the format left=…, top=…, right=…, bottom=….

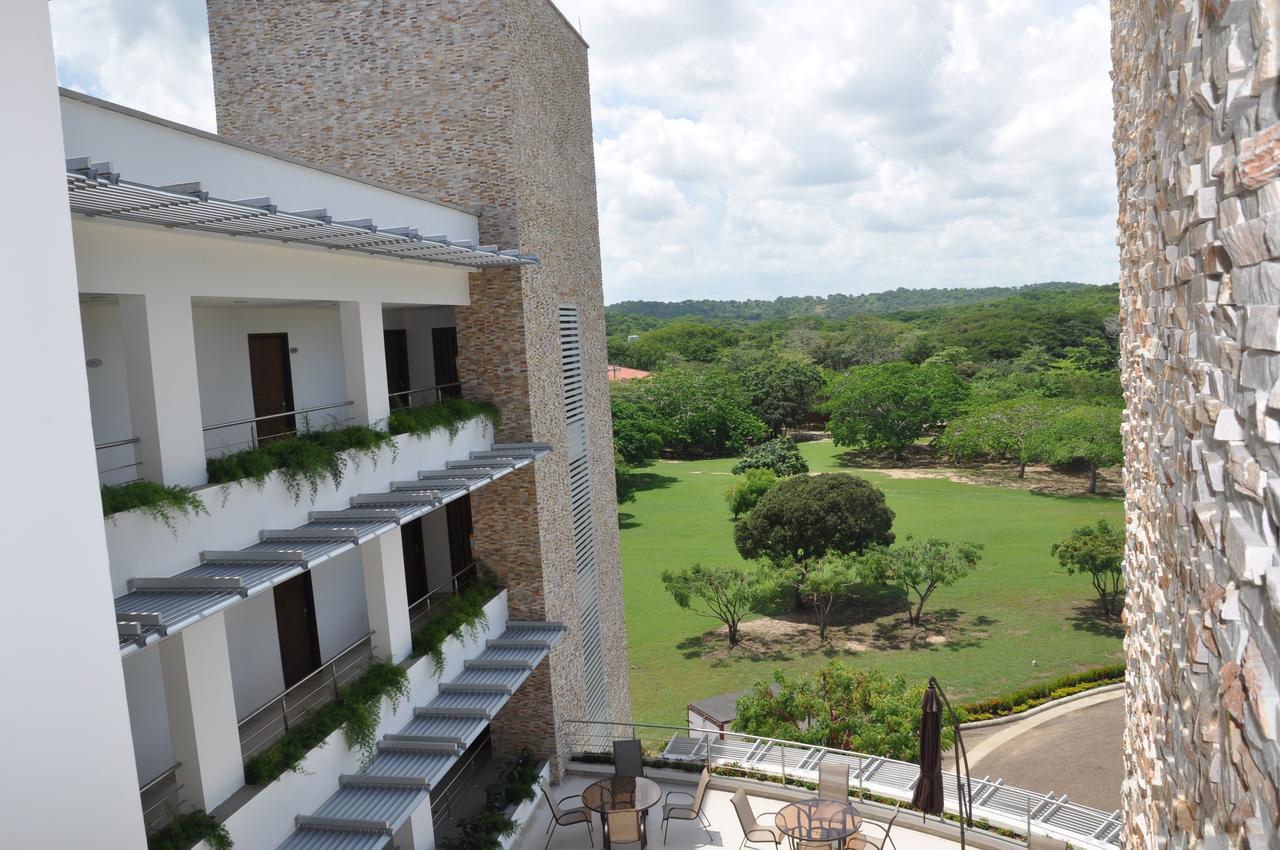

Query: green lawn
left=619, top=440, right=1125, bottom=727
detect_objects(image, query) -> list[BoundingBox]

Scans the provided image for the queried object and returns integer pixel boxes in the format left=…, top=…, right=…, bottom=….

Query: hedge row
left=959, top=664, right=1124, bottom=721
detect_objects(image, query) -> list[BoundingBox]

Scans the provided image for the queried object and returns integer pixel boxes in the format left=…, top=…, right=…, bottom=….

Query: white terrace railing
left=560, top=719, right=1123, bottom=850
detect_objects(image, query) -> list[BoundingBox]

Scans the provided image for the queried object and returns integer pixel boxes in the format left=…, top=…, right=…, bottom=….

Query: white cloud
left=49, top=0, right=1119, bottom=302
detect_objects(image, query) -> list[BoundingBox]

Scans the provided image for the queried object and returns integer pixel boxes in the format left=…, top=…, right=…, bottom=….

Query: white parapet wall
left=217, top=589, right=512, bottom=849
left=104, top=416, right=495, bottom=595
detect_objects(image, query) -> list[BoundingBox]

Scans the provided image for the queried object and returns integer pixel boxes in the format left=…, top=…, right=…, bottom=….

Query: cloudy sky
left=50, top=0, right=1119, bottom=304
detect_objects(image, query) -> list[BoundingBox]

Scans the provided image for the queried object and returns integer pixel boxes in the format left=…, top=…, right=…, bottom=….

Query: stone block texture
left=206, top=0, right=631, bottom=770
left=1113, top=0, right=1280, bottom=846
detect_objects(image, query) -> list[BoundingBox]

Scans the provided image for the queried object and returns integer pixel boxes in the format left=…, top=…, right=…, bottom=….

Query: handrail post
left=780, top=745, right=787, bottom=788
left=857, top=755, right=864, bottom=799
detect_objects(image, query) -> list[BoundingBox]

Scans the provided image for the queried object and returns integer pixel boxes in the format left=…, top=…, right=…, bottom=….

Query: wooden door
left=273, top=572, right=322, bottom=688
left=401, top=516, right=429, bottom=605
left=248, top=333, right=296, bottom=442
left=432, top=326, right=461, bottom=398
left=446, top=495, right=475, bottom=586
left=384, top=329, right=411, bottom=409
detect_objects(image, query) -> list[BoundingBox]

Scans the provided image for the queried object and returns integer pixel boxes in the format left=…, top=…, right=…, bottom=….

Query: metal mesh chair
left=844, top=803, right=900, bottom=850
left=614, top=738, right=645, bottom=778
left=540, top=782, right=594, bottom=850
left=607, top=809, right=646, bottom=849
left=818, top=762, right=850, bottom=801
left=731, top=787, right=783, bottom=850
left=661, top=767, right=712, bottom=843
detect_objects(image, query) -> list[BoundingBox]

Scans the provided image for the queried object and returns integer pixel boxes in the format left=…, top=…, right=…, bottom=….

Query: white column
left=118, top=291, right=208, bottom=486
left=0, top=5, right=147, bottom=847
left=160, top=613, right=244, bottom=812
left=361, top=529, right=413, bottom=663
left=340, top=299, right=391, bottom=428
left=406, top=797, right=437, bottom=850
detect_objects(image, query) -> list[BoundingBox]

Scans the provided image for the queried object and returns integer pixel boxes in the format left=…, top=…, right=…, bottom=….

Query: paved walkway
left=946, top=689, right=1124, bottom=813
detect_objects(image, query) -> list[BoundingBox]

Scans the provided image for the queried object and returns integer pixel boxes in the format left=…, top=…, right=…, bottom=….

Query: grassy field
left=619, top=440, right=1125, bottom=727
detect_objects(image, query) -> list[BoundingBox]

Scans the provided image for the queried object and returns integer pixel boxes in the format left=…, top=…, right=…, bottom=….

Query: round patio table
left=581, top=777, right=662, bottom=849
left=774, top=798, right=862, bottom=847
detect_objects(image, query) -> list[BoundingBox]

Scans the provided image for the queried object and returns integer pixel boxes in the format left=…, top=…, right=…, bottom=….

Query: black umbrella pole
left=929, top=677, right=974, bottom=835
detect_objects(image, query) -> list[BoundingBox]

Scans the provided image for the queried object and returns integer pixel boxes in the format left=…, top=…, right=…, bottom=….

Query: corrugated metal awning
left=66, top=159, right=538, bottom=269
left=116, top=445, right=553, bottom=655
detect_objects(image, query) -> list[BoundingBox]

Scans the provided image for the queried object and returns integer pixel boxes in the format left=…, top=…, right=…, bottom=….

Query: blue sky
left=50, top=0, right=1119, bottom=303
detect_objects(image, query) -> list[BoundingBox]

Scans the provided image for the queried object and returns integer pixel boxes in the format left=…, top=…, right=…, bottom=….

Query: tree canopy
left=935, top=396, right=1064, bottom=477
left=724, top=469, right=778, bottom=520
left=661, top=563, right=775, bottom=647
left=1052, top=520, right=1125, bottom=619
left=734, top=473, right=895, bottom=565
left=861, top=537, right=982, bottom=626
left=731, top=435, right=810, bottom=477
left=734, top=663, right=953, bottom=760
left=737, top=355, right=824, bottom=434
left=618, top=366, right=767, bottom=457
left=1030, top=404, right=1124, bottom=493
left=825, top=363, right=970, bottom=458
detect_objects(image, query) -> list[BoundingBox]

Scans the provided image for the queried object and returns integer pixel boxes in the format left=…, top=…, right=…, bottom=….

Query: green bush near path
left=958, top=663, right=1125, bottom=721
left=619, top=439, right=1124, bottom=728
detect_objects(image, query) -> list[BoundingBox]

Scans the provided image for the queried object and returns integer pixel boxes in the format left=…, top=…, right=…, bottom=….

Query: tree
left=1058, top=336, right=1118, bottom=372
left=641, top=366, right=767, bottom=456
left=798, top=555, right=857, bottom=641
left=734, top=663, right=952, bottom=760
left=609, top=390, right=670, bottom=465
left=725, top=469, right=778, bottom=519
left=737, top=355, right=824, bottom=434
left=1030, top=404, right=1123, bottom=493
left=863, top=537, right=982, bottom=627
left=731, top=436, right=810, bottom=476
left=614, top=451, right=637, bottom=505
left=735, top=473, right=895, bottom=607
left=1052, top=520, right=1125, bottom=619
left=661, top=563, right=775, bottom=647
left=825, top=363, right=970, bottom=459
left=622, top=321, right=739, bottom=370
left=936, top=397, right=1062, bottom=477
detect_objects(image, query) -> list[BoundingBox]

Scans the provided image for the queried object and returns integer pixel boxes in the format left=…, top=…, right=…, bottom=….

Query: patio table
left=774, top=798, right=863, bottom=847
left=581, top=776, right=661, bottom=849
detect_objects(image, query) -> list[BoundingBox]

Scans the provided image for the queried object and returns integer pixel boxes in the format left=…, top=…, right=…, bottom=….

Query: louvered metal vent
left=558, top=305, right=608, bottom=722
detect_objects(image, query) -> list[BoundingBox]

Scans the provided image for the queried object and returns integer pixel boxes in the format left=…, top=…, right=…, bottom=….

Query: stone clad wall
left=206, top=0, right=631, bottom=770
left=1112, top=1, right=1280, bottom=846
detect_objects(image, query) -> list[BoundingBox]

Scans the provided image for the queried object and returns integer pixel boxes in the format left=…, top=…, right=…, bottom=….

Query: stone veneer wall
left=1112, top=1, right=1280, bottom=846
left=206, top=0, right=631, bottom=771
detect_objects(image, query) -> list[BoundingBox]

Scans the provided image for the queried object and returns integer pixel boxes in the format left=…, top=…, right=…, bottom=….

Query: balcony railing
left=96, top=435, right=141, bottom=485
left=138, top=762, right=182, bottom=834
left=237, top=631, right=375, bottom=762
left=388, top=381, right=464, bottom=410
left=408, top=561, right=479, bottom=634
left=203, top=400, right=355, bottom=456
left=561, top=719, right=1125, bottom=850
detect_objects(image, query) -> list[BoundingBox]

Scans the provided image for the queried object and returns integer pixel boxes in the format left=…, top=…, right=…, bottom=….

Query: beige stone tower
left=1113, top=0, right=1280, bottom=847
left=205, top=0, right=631, bottom=768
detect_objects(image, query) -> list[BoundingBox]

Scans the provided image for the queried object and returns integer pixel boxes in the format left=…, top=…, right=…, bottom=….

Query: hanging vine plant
left=206, top=425, right=397, bottom=503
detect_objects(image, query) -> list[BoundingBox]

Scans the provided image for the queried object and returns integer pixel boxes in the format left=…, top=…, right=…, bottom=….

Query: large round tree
left=734, top=473, right=895, bottom=606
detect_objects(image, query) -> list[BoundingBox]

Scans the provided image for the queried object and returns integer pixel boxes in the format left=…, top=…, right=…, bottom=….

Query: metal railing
left=237, top=631, right=375, bottom=762
left=96, top=436, right=142, bottom=484
left=408, top=562, right=480, bottom=634
left=139, top=762, right=183, bottom=834
left=388, top=381, right=464, bottom=409
left=429, top=726, right=494, bottom=822
left=560, top=719, right=1124, bottom=850
left=203, top=400, right=355, bottom=456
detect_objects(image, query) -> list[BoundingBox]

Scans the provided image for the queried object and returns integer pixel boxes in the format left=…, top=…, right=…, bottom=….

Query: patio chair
left=607, top=809, right=646, bottom=849
left=818, top=762, right=850, bottom=801
left=843, top=803, right=900, bottom=850
left=614, top=738, right=645, bottom=778
left=731, top=787, right=783, bottom=850
left=540, top=783, right=594, bottom=850
left=661, top=767, right=712, bottom=843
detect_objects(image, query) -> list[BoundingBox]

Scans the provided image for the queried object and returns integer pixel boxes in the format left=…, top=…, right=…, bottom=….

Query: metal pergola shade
left=66, top=158, right=538, bottom=268
left=115, top=443, right=553, bottom=653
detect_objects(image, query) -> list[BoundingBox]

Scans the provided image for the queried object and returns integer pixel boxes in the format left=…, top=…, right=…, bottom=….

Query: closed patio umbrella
left=912, top=680, right=945, bottom=814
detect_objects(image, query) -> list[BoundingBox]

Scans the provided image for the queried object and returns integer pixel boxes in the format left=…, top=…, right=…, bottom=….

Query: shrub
left=387, top=397, right=500, bottom=440
left=959, top=664, right=1124, bottom=721
left=147, top=811, right=232, bottom=850
left=731, top=436, right=809, bottom=476
left=207, top=425, right=397, bottom=503
left=501, top=748, right=543, bottom=806
left=411, top=569, right=503, bottom=673
left=724, top=469, right=778, bottom=519
left=101, top=481, right=208, bottom=531
left=243, top=661, right=409, bottom=785
left=439, top=809, right=518, bottom=850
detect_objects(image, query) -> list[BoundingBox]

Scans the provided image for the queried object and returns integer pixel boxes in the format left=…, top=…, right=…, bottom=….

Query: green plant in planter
left=146, top=810, right=232, bottom=850
left=501, top=748, right=542, bottom=806
left=387, top=398, right=500, bottom=440
left=243, top=661, right=409, bottom=784
left=101, top=481, right=208, bottom=532
left=410, top=569, right=502, bottom=674
left=439, top=808, right=518, bottom=850
left=206, top=424, right=397, bottom=503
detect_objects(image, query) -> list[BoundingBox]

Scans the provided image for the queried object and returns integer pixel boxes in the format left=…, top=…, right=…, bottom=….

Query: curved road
left=946, top=690, right=1123, bottom=813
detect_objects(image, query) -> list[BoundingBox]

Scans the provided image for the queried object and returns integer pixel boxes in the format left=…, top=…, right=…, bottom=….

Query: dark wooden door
left=401, top=516, right=429, bottom=605
left=384, top=329, right=411, bottom=409
left=432, top=326, right=461, bottom=398
left=446, top=495, right=475, bottom=586
left=248, top=333, right=296, bottom=442
left=273, top=572, right=321, bottom=688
